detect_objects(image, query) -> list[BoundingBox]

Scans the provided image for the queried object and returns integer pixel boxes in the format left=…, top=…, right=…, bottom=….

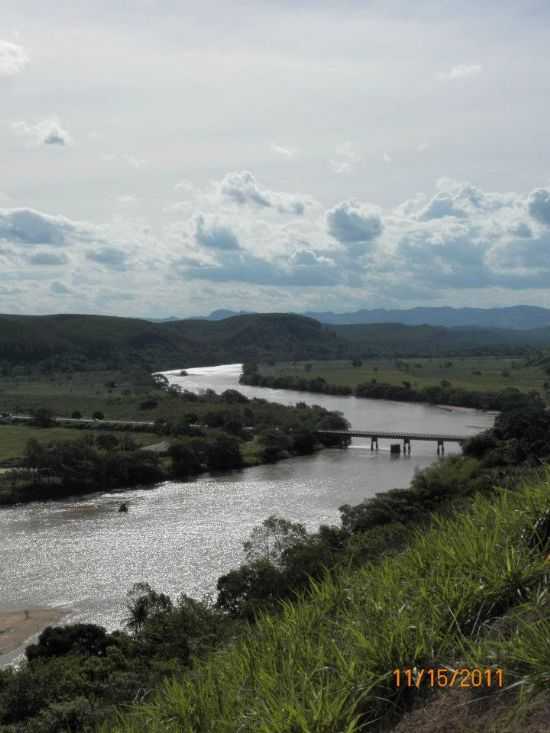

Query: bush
left=26, top=624, right=111, bottom=661
left=168, top=442, right=202, bottom=477
left=31, top=408, right=55, bottom=428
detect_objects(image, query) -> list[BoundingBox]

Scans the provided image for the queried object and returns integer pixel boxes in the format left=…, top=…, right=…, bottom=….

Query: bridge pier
left=437, top=440, right=445, bottom=456
left=403, top=437, right=411, bottom=455
left=370, top=436, right=379, bottom=451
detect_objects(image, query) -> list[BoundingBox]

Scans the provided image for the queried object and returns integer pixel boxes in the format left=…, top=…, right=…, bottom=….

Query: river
left=0, top=364, right=494, bottom=665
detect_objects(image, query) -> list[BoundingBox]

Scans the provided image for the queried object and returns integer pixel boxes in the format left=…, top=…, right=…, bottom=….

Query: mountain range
left=200, top=306, right=550, bottom=330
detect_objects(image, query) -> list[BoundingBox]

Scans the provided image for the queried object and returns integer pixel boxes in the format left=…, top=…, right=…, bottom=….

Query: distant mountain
left=207, top=309, right=253, bottom=320
left=303, top=306, right=550, bottom=330
left=196, top=306, right=550, bottom=330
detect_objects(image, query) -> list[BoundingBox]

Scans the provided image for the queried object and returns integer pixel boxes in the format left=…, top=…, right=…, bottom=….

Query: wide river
left=0, top=364, right=494, bottom=664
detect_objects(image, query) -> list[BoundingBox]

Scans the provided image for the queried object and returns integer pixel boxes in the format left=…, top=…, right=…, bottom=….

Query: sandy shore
left=0, top=607, right=69, bottom=656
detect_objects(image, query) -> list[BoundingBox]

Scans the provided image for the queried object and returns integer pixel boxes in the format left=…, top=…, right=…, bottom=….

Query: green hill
left=1, top=312, right=550, bottom=370
left=104, top=471, right=550, bottom=733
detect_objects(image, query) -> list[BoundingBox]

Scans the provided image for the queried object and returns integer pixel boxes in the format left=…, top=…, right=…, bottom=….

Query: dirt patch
left=0, top=607, right=69, bottom=656
left=390, top=687, right=550, bottom=732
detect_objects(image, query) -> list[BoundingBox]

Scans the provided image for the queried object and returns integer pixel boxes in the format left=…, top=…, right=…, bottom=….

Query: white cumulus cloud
left=0, top=40, right=29, bottom=77
left=437, top=64, right=482, bottom=81
left=218, top=171, right=307, bottom=215
left=12, top=118, right=73, bottom=147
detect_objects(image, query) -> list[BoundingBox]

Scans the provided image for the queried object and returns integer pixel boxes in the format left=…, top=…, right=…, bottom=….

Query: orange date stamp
left=393, top=667, right=504, bottom=689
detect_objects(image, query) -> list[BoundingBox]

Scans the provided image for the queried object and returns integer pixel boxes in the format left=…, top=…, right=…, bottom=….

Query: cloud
left=195, top=214, right=241, bottom=251
left=416, top=180, right=513, bottom=221
left=326, top=201, right=383, bottom=254
left=437, top=64, right=482, bottom=81
left=180, top=247, right=341, bottom=288
left=509, top=221, right=532, bottom=238
left=101, top=153, right=147, bottom=168
left=5, top=174, right=550, bottom=313
left=85, top=246, right=129, bottom=270
left=12, top=118, right=73, bottom=147
left=174, top=180, right=195, bottom=193
left=270, top=143, right=296, bottom=158
left=418, top=191, right=467, bottom=220
left=116, top=194, right=138, bottom=206
left=28, top=252, right=68, bottom=266
left=50, top=281, right=72, bottom=295
left=219, top=171, right=306, bottom=214
left=0, top=41, right=29, bottom=77
left=527, top=188, right=550, bottom=226
left=329, top=142, right=361, bottom=174
left=0, top=208, right=77, bottom=245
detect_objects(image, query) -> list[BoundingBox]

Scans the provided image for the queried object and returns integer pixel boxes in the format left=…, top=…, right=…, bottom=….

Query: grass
left=0, top=424, right=158, bottom=463
left=240, top=436, right=265, bottom=466
left=260, top=356, right=550, bottom=398
left=103, top=470, right=550, bottom=732
left=0, top=369, right=159, bottom=421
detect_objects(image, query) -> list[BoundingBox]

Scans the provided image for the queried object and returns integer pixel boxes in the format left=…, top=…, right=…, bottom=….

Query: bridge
left=316, top=429, right=471, bottom=455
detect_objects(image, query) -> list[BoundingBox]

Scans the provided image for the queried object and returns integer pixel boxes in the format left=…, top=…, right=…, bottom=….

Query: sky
left=1, top=0, right=550, bottom=318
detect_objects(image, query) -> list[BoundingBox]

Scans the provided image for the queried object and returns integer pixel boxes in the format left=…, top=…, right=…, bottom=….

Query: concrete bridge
left=316, top=429, right=471, bottom=455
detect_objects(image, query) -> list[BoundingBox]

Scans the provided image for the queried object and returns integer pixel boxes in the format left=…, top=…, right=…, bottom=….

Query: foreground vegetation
left=1, top=405, right=549, bottom=731
left=106, top=475, right=550, bottom=733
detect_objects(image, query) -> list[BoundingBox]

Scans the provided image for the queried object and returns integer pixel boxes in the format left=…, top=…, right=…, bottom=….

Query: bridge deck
left=316, top=429, right=469, bottom=442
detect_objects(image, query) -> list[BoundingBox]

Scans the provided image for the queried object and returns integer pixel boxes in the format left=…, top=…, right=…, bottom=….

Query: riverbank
left=0, top=607, right=69, bottom=656
left=0, top=424, right=348, bottom=507
left=241, top=361, right=545, bottom=412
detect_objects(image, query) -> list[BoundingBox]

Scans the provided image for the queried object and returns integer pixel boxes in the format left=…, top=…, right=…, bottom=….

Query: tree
left=92, top=411, right=104, bottom=420
left=257, top=429, right=291, bottom=462
left=125, top=582, right=173, bottom=635
left=95, top=433, right=120, bottom=452
left=31, top=408, right=55, bottom=428
left=26, top=624, right=110, bottom=661
left=205, top=433, right=242, bottom=470
left=243, top=515, right=309, bottom=566
left=168, top=442, right=202, bottom=477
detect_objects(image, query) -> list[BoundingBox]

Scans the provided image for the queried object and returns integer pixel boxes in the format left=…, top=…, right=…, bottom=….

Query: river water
left=0, top=364, right=494, bottom=664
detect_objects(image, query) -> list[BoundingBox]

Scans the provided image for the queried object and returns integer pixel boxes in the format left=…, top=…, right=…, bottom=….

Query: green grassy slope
left=2, top=313, right=550, bottom=370
left=260, top=356, right=550, bottom=396
left=104, top=472, right=550, bottom=733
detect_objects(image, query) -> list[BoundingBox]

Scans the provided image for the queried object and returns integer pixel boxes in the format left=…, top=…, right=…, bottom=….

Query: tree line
left=241, top=362, right=545, bottom=412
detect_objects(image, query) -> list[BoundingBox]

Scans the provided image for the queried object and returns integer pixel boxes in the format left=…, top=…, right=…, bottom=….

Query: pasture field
left=0, top=425, right=158, bottom=463
left=260, top=356, right=550, bottom=397
left=0, top=369, right=157, bottom=420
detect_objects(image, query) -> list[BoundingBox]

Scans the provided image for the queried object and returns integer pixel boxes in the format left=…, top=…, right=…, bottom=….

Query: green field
left=0, top=369, right=160, bottom=420
left=0, top=425, right=158, bottom=463
left=260, top=356, right=550, bottom=397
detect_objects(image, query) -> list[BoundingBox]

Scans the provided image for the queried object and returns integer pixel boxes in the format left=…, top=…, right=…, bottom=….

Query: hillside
left=1, top=313, right=550, bottom=370
left=104, top=471, right=550, bottom=733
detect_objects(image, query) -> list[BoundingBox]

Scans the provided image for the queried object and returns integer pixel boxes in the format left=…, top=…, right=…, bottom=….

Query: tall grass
left=104, top=471, right=550, bottom=733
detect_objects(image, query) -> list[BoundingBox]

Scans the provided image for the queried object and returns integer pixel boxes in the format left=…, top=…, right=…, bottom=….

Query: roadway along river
left=0, top=364, right=494, bottom=665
